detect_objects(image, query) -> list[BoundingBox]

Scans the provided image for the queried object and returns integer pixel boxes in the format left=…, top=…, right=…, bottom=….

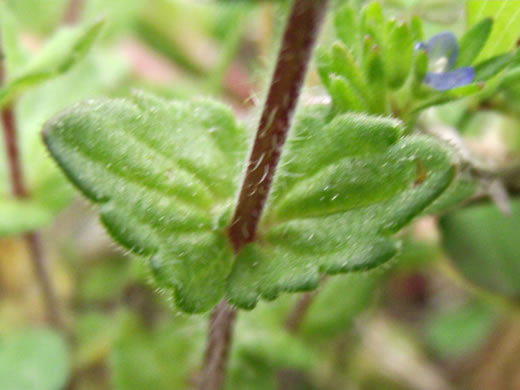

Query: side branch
left=228, top=0, right=329, bottom=251
left=1, top=49, right=64, bottom=330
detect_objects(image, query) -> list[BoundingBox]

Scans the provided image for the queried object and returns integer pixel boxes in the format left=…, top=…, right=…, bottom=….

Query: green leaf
left=0, top=18, right=105, bottom=106
left=440, top=201, right=520, bottom=298
left=467, top=0, right=520, bottom=61
left=456, top=18, right=493, bottom=67
left=385, top=19, right=414, bottom=89
left=3, top=0, right=67, bottom=33
left=363, top=36, right=387, bottom=113
left=226, top=106, right=456, bottom=309
left=360, top=1, right=385, bottom=46
left=110, top=315, right=204, bottom=390
left=329, top=75, right=365, bottom=113
left=44, top=92, right=247, bottom=313
left=0, top=197, right=53, bottom=236
left=329, top=42, right=371, bottom=109
left=423, top=173, right=477, bottom=215
left=334, top=3, right=360, bottom=57
left=0, top=3, right=28, bottom=76
left=412, top=47, right=429, bottom=97
left=474, top=51, right=518, bottom=81
left=424, top=301, right=497, bottom=358
left=409, top=14, right=424, bottom=43
left=300, top=274, right=379, bottom=337
left=0, top=328, right=69, bottom=390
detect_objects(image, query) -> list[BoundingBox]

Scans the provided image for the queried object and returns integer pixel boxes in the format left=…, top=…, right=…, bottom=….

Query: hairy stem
left=1, top=51, right=64, bottom=330
left=199, top=2, right=328, bottom=390
left=228, top=0, right=329, bottom=251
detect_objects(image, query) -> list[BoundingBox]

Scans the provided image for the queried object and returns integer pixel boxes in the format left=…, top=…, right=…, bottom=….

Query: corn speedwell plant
left=2, top=0, right=520, bottom=389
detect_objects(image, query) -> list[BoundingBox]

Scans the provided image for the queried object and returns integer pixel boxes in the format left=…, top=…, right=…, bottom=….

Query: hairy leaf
left=226, top=106, right=456, bottom=308
left=44, top=92, right=247, bottom=313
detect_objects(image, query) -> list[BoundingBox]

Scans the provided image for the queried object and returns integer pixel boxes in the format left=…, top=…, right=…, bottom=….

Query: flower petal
left=424, top=32, right=459, bottom=72
left=423, top=67, right=475, bottom=91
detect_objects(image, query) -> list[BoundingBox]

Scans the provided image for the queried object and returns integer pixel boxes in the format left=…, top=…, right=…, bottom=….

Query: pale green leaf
left=0, top=328, right=68, bottom=390
left=44, top=92, right=247, bottom=313
left=385, top=20, right=414, bottom=89
left=0, top=197, right=53, bottom=236
left=0, top=18, right=105, bottom=106
left=0, top=3, right=29, bottom=76
left=110, top=315, right=204, bottom=390
left=467, top=0, right=520, bottom=61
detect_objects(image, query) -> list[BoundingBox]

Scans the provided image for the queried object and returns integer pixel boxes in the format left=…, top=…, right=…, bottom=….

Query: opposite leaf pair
left=44, top=91, right=457, bottom=313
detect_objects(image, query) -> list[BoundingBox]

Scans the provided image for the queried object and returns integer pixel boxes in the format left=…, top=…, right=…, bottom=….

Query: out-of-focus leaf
left=424, top=301, right=497, bottom=358
left=440, top=201, right=520, bottom=298
left=0, top=3, right=28, bottom=75
left=0, top=19, right=105, bottom=106
left=79, top=258, right=134, bottom=302
left=301, top=274, right=379, bottom=337
left=456, top=18, right=493, bottom=67
left=0, top=198, right=53, bottom=236
left=3, top=0, right=67, bottom=33
left=110, top=316, right=204, bottom=390
left=0, top=328, right=68, bottom=390
left=385, top=20, right=414, bottom=89
left=467, top=0, right=520, bottom=61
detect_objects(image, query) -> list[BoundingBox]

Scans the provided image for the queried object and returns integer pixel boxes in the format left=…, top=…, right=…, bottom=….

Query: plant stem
left=1, top=52, right=64, bottom=330
left=199, top=2, right=328, bottom=390
left=1, top=105, right=27, bottom=198
left=285, top=291, right=316, bottom=333
left=63, top=0, right=85, bottom=24
left=23, top=232, right=64, bottom=329
left=228, top=0, right=329, bottom=251
left=198, top=301, right=237, bottom=390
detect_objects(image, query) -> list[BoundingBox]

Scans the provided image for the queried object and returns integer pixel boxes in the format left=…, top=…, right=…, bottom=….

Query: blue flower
left=416, top=32, right=474, bottom=91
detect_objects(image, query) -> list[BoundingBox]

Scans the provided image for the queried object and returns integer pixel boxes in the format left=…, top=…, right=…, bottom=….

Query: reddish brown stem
left=198, top=301, right=237, bottom=390
left=285, top=291, right=315, bottom=333
left=199, top=2, right=328, bottom=390
left=1, top=49, right=64, bottom=330
left=228, top=0, right=329, bottom=251
left=63, top=0, right=85, bottom=25
left=2, top=106, right=28, bottom=198
left=24, top=232, right=64, bottom=329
